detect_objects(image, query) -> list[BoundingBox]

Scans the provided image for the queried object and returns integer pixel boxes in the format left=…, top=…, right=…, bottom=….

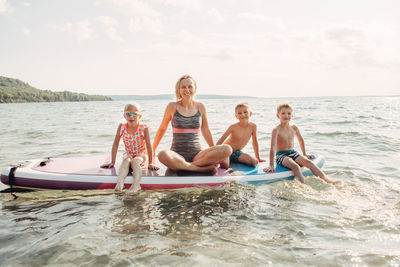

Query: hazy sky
left=1, top=0, right=399, bottom=97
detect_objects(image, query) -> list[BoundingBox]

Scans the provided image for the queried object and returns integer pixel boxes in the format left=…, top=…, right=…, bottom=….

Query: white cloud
left=96, top=0, right=159, bottom=16
left=97, top=16, right=123, bottom=42
left=206, top=8, right=225, bottom=24
left=129, top=16, right=164, bottom=34
left=0, top=0, right=13, bottom=13
left=290, top=22, right=400, bottom=70
left=62, top=21, right=94, bottom=42
left=237, top=12, right=269, bottom=21
left=200, top=48, right=232, bottom=61
left=162, top=0, right=202, bottom=11
left=22, top=28, right=31, bottom=36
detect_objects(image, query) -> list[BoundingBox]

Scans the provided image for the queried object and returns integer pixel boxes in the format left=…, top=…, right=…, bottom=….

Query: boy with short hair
left=264, top=103, right=340, bottom=184
left=217, top=102, right=263, bottom=167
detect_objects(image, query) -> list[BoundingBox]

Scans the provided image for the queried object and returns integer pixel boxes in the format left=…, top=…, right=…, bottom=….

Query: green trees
left=0, top=76, right=112, bottom=103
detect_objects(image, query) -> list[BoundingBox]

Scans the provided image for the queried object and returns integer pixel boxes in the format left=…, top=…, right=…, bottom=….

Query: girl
left=152, top=74, right=232, bottom=174
left=101, top=102, right=158, bottom=194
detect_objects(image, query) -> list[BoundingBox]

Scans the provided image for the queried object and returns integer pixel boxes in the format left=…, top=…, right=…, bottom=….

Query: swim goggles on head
left=124, top=112, right=141, bottom=117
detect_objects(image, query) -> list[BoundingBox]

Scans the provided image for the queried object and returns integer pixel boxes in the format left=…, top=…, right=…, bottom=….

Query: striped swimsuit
left=171, top=104, right=202, bottom=162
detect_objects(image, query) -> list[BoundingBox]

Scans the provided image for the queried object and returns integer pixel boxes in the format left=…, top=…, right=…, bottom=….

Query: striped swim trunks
left=276, top=149, right=301, bottom=166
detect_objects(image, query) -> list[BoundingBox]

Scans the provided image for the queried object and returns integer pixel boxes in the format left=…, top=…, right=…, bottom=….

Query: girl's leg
left=158, top=150, right=218, bottom=174
left=127, top=155, right=146, bottom=194
left=281, top=157, right=305, bottom=183
left=191, top=144, right=232, bottom=167
left=237, top=153, right=258, bottom=167
left=295, top=156, right=340, bottom=184
left=115, top=156, right=132, bottom=191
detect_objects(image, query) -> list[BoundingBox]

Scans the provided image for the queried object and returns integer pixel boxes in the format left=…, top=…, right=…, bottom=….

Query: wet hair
left=175, top=74, right=197, bottom=101
left=277, top=103, right=293, bottom=113
left=235, top=102, right=251, bottom=112
left=124, top=102, right=141, bottom=112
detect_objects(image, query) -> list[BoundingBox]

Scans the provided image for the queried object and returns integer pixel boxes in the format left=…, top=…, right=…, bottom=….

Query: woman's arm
left=152, top=102, right=174, bottom=152
left=198, top=102, right=215, bottom=147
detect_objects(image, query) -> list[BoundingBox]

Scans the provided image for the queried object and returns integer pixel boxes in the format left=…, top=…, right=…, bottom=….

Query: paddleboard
left=1, top=155, right=325, bottom=190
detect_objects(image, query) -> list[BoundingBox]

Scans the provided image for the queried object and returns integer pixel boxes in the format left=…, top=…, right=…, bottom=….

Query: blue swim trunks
left=276, top=149, right=301, bottom=166
left=230, top=150, right=243, bottom=163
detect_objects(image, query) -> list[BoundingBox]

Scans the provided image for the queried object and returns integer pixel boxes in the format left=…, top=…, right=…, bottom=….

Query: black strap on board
left=8, top=166, right=18, bottom=199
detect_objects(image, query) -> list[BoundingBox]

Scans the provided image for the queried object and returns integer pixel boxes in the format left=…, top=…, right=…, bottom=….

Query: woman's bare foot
left=190, top=164, right=218, bottom=175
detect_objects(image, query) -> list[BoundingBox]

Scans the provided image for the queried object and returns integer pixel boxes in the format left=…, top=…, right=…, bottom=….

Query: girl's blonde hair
left=175, top=75, right=197, bottom=101
left=124, top=102, right=141, bottom=111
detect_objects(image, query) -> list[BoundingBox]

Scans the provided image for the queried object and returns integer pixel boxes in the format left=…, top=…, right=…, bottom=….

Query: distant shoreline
left=108, top=94, right=257, bottom=101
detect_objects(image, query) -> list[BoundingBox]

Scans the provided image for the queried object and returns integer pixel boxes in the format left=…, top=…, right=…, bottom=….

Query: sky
left=1, top=0, right=400, bottom=97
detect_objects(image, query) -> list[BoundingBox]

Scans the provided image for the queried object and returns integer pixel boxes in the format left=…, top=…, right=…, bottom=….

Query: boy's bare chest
left=232, top=125, right=252, bottom=139
left=277, top=128, right=295, bottom=140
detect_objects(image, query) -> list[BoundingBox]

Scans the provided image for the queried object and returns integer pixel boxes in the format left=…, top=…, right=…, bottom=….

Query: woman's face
left=179, top=78, right=196, bottom=99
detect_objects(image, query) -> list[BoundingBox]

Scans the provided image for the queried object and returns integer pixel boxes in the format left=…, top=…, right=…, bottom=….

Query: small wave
left=315, top=131, right=361, bottom=137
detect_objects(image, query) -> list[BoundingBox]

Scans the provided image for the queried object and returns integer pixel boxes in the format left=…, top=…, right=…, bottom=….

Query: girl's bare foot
left=115, top=179, right=125, bottom=191
left=126, top=184, right=141, bottom=194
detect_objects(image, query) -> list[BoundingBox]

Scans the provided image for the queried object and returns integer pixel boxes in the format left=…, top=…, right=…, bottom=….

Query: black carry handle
left=8, top=166, right=18, bottom=200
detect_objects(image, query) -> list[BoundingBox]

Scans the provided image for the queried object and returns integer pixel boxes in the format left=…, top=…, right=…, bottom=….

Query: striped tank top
left=170, top=103, right=202, bottom=162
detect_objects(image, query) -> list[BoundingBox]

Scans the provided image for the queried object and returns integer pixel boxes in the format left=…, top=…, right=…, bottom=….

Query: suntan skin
left=152, top=77, right=232, bottom=174
left=217, top=106, right=264, bottom=167
left=264, top=107, right=340, bottom=184
left=101, top=104, right=159, bottom=194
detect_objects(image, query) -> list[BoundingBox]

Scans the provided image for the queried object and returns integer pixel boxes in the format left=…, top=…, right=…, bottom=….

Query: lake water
left=1, top=96, right=400, bottom=266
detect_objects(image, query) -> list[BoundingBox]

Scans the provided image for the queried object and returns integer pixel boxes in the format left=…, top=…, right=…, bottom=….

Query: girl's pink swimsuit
left=120, top=123, right=147, bottom=157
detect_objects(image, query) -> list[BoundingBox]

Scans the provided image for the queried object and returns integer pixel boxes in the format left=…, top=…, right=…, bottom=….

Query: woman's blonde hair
left=175, top=75, right=197, bottom=101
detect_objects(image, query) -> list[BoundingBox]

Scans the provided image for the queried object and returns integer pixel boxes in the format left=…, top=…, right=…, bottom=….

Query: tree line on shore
left=0, top=76, right=112, bottom=103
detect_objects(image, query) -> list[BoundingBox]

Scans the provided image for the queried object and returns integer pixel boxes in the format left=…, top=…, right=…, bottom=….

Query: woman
left=152, top=75, right=232, bottom=174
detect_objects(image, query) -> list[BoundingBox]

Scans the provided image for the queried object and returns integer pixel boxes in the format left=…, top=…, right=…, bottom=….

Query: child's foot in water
left=115, top=179, right=125, bottom=191
left=126, top=184, right=141, bottom=194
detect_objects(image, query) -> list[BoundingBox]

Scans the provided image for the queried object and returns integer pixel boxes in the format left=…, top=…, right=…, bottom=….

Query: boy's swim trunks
left=230, top=150, right=243, bottom=163
left=276, top=149, right=300, bottom=166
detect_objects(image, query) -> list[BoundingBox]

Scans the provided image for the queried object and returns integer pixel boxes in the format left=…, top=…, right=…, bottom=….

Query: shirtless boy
left=217, top=102, right=263, bottom=167
left=264, top=103, right=340, bottom=184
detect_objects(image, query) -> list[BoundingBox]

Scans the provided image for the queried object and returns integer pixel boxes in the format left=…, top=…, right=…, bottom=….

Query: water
left=1, top=96, right=400, bottom=266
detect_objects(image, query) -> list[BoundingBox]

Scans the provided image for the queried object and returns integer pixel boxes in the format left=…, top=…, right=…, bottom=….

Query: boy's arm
left=216, top=125, right=233, bottom=145
left=101, top=124, right=122, bottom=168
left=264, top=128, right=277, bottom=172
left=294, top=125, right=314, bottom=158
left=251, top=124, right=264, bottom=162
left=144, top=127, right=159, bottom=170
